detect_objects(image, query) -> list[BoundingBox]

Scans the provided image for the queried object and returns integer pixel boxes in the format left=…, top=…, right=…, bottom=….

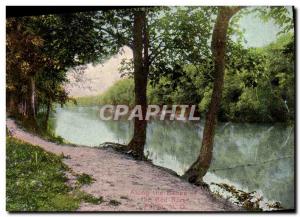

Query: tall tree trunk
left=7, top=93, right=17, bottom=115
left=183, top=7, right=242, bottom=185
left=30, top=77, right=36, bottom=119
left=127, top=10, right=149, bottom=160
left=44, top=99, right=51, bottom=129
left=25, top=77, right=36, bottom=121
left=20, top=77, right=37, bottom=129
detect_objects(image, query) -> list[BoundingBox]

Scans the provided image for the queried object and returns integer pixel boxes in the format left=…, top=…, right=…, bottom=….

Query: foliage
left=73, top=79, right=135, bottom=107
left=148, top=33, right=294, bottom=123
left=6, top=6, right=295, bottom=211
left=76, top=31, right=294, bottom=124
left=221, top=33, right=294, bottom=122
left=255, top=6, right=294, bottom=34
left=100, top=79, right=135, bottom=106
left=6, top=6, right=295, bottom=126
left=6, top=11, right=122, bottom=125
left=148, top=7, right=216, bottom=83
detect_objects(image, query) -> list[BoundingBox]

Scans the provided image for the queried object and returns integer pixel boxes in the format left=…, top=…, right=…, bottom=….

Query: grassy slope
left=6, top=137, right=102, bottom=211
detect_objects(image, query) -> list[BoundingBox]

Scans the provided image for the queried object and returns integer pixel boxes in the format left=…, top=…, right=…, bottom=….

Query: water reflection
left=51, top=106, right=294, bottom=209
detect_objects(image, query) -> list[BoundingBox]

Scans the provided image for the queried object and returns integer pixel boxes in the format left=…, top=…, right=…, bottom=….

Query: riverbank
left=6, top=118, right=240, bottom=211
left=7, top=137, right=105, bottom=211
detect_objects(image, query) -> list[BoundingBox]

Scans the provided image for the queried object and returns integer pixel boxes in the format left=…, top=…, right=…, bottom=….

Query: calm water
left=51, top=106, right=294, bottom=209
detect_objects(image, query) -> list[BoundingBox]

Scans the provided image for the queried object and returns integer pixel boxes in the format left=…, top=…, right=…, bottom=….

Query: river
left=50, top=106, right=294, bottom=209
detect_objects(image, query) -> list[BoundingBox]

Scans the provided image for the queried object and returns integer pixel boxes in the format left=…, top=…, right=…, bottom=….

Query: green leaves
left=6, top=6, right=294, bottom=124
left=251, top=6, right=294, bottom=34
left=7, top=10, right=125, bottom=122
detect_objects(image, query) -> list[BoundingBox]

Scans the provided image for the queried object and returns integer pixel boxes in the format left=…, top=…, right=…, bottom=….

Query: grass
left=76, top=173, right=95, bottom=186
left=6, top=137, right=78, bottom=211
left=75, top=191, right=103, bottom=205
left=6, top=137, right=102, bottom=211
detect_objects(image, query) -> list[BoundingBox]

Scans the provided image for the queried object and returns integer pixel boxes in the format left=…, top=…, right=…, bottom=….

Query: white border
left=0, top=1, right=298, bottom=217
left=1, top=0, right=298, bottom=6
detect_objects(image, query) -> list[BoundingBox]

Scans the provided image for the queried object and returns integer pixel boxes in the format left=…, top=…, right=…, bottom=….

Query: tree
left=6, top=17, right=46, bottom=123
left=183, top=6, right=242, bottom=185
left=109, top=7, right=160, bottom=159
left=183, top=6, right=294, bottom=184
left=127, top=9, right=150, bottom=159
left=122, top=7, right=216, bottom=159
left=6, top=10, right=122, bottom=128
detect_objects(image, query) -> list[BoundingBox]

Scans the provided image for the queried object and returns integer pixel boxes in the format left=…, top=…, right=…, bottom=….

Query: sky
left=237, top=7, right=293, bottom=48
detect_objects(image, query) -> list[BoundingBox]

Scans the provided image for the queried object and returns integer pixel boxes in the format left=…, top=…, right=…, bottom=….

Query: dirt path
left=6, top=118, right=240, bottom=212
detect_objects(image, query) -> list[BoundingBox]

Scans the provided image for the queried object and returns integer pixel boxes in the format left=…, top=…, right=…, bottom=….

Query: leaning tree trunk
left=183, top=7, right=242, bottom=185
left=127, top=10, right=149, bottom=160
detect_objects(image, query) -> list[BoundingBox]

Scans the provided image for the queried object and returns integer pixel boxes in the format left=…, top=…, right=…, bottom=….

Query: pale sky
left=237, top=7, right=293, bottom=48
